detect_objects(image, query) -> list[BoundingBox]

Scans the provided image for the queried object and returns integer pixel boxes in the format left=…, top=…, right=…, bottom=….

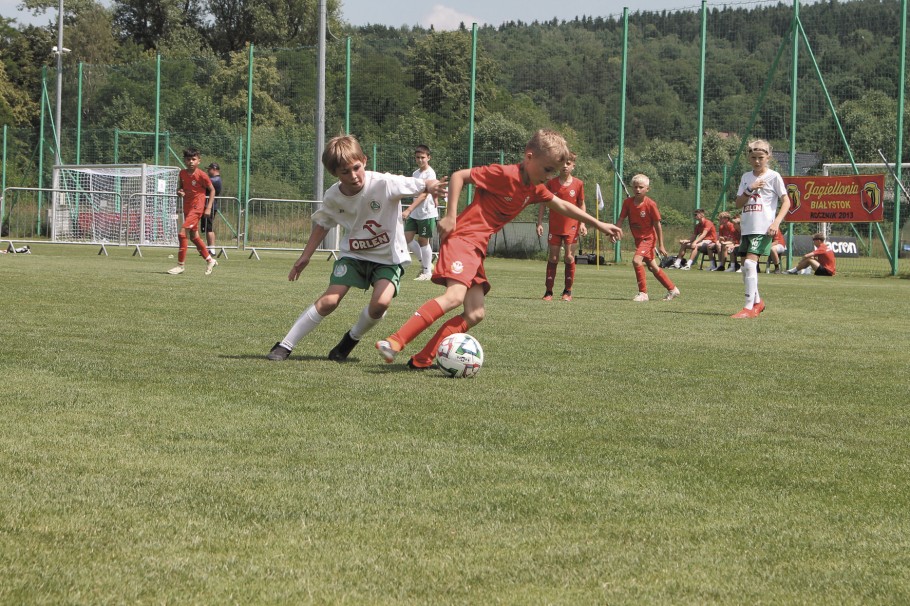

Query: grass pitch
left=2, top=245, right=909, bottom=604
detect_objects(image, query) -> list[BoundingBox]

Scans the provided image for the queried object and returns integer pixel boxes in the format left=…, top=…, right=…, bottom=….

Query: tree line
left=0, top=0, right=907, bottom=215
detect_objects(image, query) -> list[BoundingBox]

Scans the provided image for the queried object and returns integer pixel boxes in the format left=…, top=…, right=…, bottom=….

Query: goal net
left=51, top=164, right=181, bottom=246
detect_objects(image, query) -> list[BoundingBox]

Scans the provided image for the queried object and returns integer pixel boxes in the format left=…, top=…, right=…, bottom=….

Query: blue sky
left=2, top=0, right=717, bottom=29
left=3, top=0, right=819, bottom=30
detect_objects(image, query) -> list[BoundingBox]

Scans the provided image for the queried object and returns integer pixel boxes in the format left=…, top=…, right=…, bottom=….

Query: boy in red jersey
left=168, top=148, right=218, bottom=275
left=617, top=174, right=679, bottom=301
left=767, top=226, right=787, bottom=273
left=671, top=208, right=717, bottom=270
left=711, top=211, right=741, bottom=272
left=376, top=129, right=623, bottom=369
left=535, top=152, right=586, bottom=301
left=786, top=233, right=836, bottom=276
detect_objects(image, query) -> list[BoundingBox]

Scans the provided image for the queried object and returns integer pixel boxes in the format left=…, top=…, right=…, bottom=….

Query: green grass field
left=2, top=245, right=909, bottom=604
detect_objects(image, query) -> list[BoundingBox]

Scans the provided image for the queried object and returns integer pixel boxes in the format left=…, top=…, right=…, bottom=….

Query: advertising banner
left=783, top=174, right=885, bottom=222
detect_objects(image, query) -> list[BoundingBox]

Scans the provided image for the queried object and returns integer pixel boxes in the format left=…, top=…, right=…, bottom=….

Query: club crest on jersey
left=370, top=200, right=381, bottom=211
left=450, top=260, right=464, bottom=274
left=333, top=264, right=348, bottom=277
left=640, top=210, right=647, bottom=217
left=569, top=189, right=577, bottom=198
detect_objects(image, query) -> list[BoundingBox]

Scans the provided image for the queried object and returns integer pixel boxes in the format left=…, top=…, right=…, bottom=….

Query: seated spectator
left=786, top=233, right=836, bottom=276
left=711, top=211, right=740, bottom=272
left=672, top=208, right=717, bottom=270
left=767, top=227, right=787, bottom=273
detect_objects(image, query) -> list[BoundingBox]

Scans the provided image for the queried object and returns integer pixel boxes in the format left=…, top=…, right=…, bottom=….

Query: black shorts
left=815, top=266, right=834, bottom=276
left=200, top=214, right=216, bottom=233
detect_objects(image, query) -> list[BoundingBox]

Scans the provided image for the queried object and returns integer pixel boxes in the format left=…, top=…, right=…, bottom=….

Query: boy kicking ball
left=266, top=135, right=446, bottom=362
left=376, top=129, right=622, bottom=369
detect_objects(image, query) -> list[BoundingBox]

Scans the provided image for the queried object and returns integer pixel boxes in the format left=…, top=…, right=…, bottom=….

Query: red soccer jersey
left=773, top=229, right=786, bottom=246
left=545, top=176, right=585, bottom=236
left=813, top=244, right=836, bottom=275
left=718, top=220, right=739, bottom=244
left=179, top=168, right=213, bottom=212
left=695, top=217, right=717, bottom=241
left=454, top=164, right=554, bottom=250
left=618, top=196, right=662, bottom=242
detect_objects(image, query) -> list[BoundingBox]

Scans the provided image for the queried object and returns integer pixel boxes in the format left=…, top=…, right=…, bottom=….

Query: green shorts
left=328, top=257, right=404, bottom=295
left=404, top=217, right=436, bottom=239
left=738, top=234, right=773, bottom=258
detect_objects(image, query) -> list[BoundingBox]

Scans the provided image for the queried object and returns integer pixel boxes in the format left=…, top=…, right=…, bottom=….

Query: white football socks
left=742, top=258, right=758, bottom=309
left=350, top=306, right=385, bottom=341
left=281, top=304, right=324, bottom=350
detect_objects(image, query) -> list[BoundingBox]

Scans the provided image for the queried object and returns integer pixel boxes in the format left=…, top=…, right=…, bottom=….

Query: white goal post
left=51, top=164, right=181, bottom=248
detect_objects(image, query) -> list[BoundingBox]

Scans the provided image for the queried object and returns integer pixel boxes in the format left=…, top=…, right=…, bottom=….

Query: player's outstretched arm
left=546, top=197, right=622, bottom=242
left=289, top=224, right=330, bottom=281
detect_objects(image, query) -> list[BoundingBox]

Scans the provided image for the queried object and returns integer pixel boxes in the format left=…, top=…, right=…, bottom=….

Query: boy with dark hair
left=401, top=145, right=438, bottom=281
left=786, top=233, right=836, bottom=276
left=201, top=162, right=222, bottom=252
left=672, top=208, right=717, bottom=270
left=168, top=148, right=217, bottom=275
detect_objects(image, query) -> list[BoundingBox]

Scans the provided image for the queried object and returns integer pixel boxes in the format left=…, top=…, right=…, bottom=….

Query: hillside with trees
left=1, top=0, right=907, bottom=217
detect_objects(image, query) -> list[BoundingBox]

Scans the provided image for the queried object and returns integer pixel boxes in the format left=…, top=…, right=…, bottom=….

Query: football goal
left=51, top=164, right=181, bottom=248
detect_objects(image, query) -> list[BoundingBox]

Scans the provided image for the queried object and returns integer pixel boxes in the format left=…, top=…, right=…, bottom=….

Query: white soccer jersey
left=314, top=171, right=427, bottom=266
left=737, top=169, right=787, bottom=235
left=407, top=166, right=438, bottom=220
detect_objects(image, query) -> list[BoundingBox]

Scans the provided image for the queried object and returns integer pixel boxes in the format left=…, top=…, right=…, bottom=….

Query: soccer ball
left=436, top=333, right=484, bottom=378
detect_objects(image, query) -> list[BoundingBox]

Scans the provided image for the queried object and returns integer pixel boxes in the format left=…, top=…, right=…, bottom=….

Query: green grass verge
left=2, top=245, right=909, bottom=604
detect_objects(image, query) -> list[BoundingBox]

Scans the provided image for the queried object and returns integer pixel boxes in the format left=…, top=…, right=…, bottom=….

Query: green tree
left=210, top=47, right=293, bottom=128
left=410, top=30, right=496, bottom=130
left=111, top=0, right=206, bottom=50
left=206, top=0, right=343, bottom=54
left=0, top=58, right=36, bottom=125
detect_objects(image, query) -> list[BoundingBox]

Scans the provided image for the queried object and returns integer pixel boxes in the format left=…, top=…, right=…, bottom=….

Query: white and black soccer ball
left=436, top=333, right=484, bottom=378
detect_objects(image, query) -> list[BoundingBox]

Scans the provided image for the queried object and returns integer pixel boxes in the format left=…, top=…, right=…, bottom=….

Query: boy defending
left=536, top=152, right=586, bottom=301
left=266, top=135, right=446, bottom=362
left=617, top=174, right=679, bottom=301
left=731, top=139, right=791, bottom=318
left=168, top=148, right=218, bottom=275
left=401, top=145, right=438, bottom=281
left=376, top=129, right=623, bottom=369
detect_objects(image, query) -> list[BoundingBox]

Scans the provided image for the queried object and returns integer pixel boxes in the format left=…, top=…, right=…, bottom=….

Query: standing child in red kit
left=168, top=147, right=218, bottom=276
left=536, top=152, right=586, bottom=302
left=617, top=174, right=679, bottom=302
left=376, top=129, right=623, bottom=369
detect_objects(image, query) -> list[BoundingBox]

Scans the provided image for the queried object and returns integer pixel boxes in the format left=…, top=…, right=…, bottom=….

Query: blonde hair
left=322, top=134, right=367, bottom=176
left=526, top=129, right=570, bottom=164
left=631, top=174, right=650, bottom=187
left=718, top=211, right=731, bottom=220
left=748, top=139, right=772, bottom=155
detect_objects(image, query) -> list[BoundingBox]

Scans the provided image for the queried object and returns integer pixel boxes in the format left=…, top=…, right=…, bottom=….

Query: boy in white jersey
left=401, top=145, right=439, bottom=281
left=267, top=135, right=447, bottom=361
left=731, top=139, right=791, bottom=318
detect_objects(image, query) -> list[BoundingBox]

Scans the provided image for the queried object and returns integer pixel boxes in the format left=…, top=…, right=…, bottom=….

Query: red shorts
left=548, top=232, right=579, bottom=246
left=182, top=203, right=205, bottom=231
left=634, top=237, right=656, bottom=261
left=432, top=236, right=491, bottom=295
